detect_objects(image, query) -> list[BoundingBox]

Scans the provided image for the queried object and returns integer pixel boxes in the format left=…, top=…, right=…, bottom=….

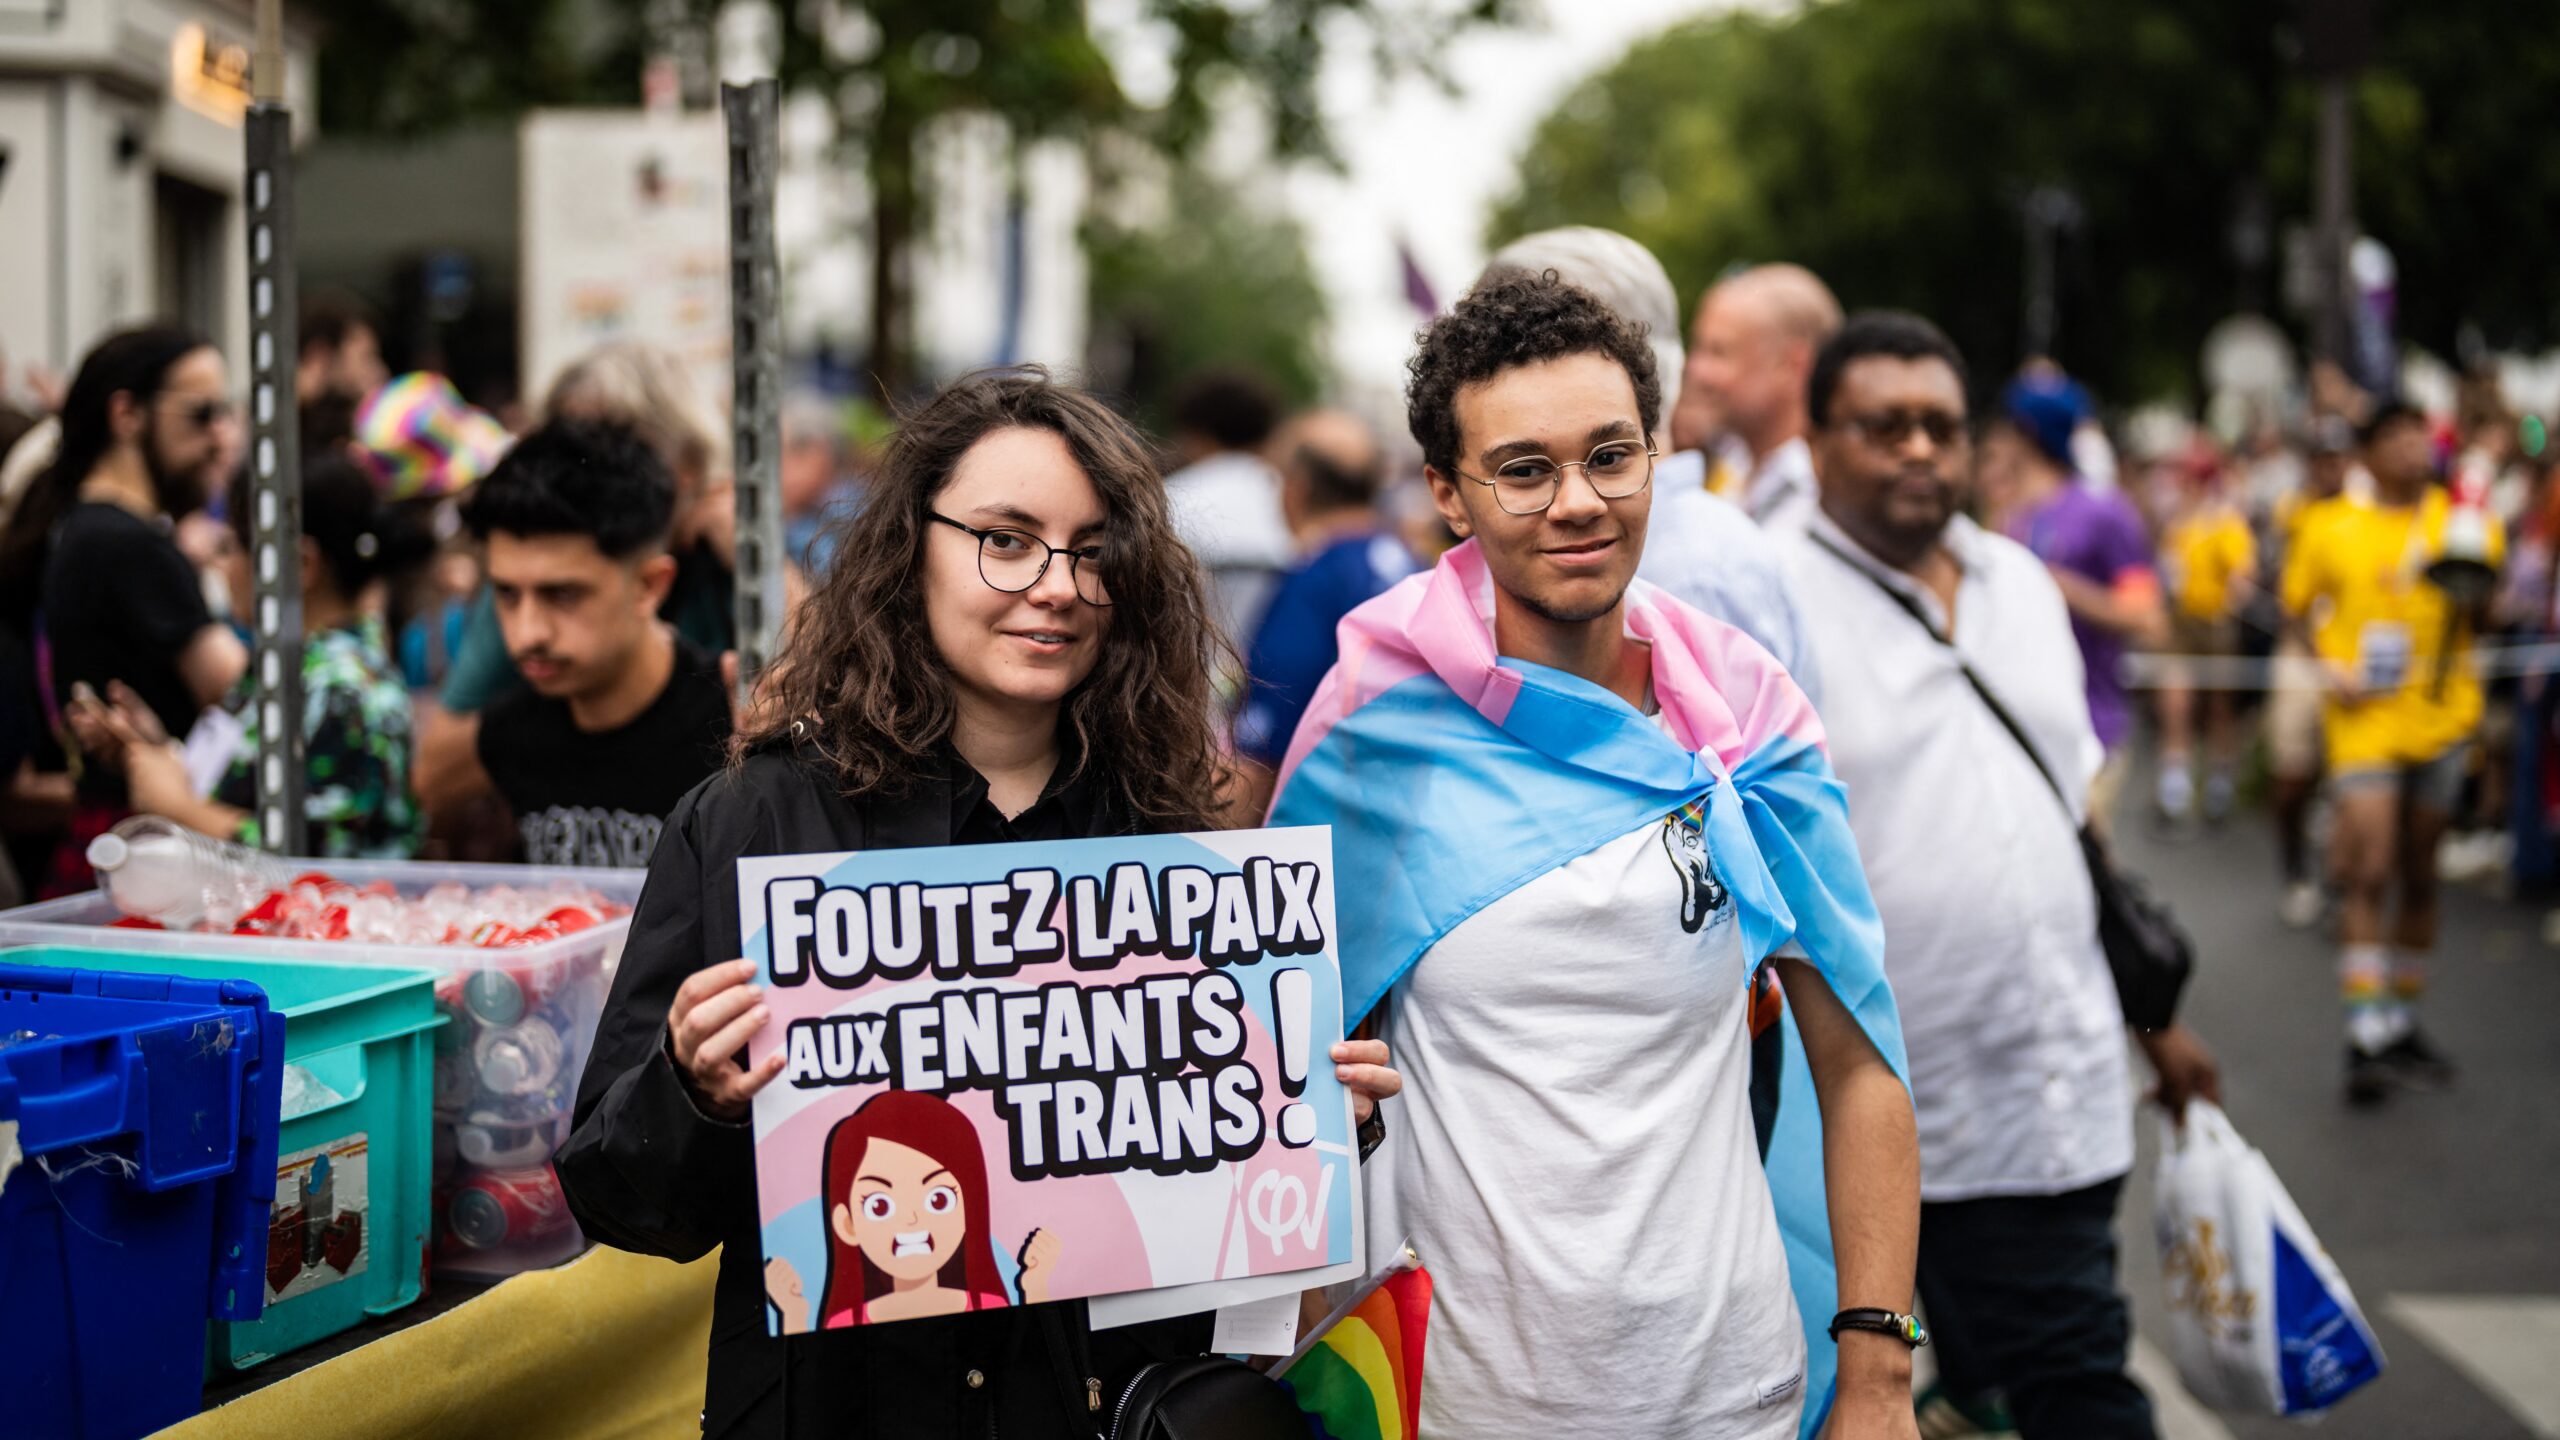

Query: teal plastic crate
left=6, top=945, right=444, bottom=1371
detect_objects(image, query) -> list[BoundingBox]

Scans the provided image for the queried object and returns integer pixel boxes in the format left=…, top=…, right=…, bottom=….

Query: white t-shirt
left=1781, top=513, right=2133, bottom=1200
left=1371, top=808, right=1806, bottom=1440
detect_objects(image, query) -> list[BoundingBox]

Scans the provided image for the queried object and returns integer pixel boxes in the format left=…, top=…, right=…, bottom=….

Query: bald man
left=1687, top=264, right=1842, bottom=535
left=1231, top=408, right=1419, bottom=807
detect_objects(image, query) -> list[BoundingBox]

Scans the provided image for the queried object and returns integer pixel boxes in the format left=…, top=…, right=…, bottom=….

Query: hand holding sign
left=1330, top=1038, right=1399, bottom=1126
left=669, top=958, right=787, bottom=1121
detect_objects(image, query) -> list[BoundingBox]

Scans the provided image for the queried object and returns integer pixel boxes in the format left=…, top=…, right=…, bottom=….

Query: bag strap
left=1807, top=531, right=2078, bottom=825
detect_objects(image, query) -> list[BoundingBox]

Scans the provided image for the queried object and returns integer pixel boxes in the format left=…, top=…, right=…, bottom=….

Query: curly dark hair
left=736, top=369, right=1232, bottom=830
left=1405, top=271, right=1661, bottom=481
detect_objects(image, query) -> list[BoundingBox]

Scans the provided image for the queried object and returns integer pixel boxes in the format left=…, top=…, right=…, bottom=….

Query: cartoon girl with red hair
left=764, top=1090, right=1062, bottom=1330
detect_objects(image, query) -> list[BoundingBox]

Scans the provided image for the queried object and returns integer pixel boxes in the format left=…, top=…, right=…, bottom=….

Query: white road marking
left=2388, top=1294, right=2560, bottom=1438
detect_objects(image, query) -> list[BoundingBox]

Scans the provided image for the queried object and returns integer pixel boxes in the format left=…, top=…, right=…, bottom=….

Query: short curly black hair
left=1406, top=271, right=1661, bottom=483
left=462, top=418, right=676, bottom=560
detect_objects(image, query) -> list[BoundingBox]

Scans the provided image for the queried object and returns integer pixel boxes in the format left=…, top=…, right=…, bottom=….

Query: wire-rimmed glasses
left=1452, top=440, right=1657, bottom=516
left=928, top=513, right=1112, bottom=606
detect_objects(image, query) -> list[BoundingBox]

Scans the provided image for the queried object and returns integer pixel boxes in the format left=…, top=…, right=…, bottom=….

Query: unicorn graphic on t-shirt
left=1660, top=799, right=1730, bottom=933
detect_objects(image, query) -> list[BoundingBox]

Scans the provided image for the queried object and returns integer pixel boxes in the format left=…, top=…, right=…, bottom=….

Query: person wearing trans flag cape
left=1271, top=273, right=1921, bottom=1440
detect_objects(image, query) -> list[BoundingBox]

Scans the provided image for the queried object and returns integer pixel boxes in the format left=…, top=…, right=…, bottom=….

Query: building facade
left=0, top=0, right=312, bottom=377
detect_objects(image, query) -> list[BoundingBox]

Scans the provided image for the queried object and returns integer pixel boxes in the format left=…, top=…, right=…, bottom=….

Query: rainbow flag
left=1282, top=1267, right=1432, bottom=1440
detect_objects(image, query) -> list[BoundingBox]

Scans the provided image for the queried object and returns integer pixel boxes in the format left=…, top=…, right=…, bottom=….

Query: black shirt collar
left=941, top=728, right=1115, bottom=846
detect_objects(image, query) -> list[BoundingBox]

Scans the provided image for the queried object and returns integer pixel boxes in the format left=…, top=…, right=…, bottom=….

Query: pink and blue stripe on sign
left=1269, top=539, right=1908, bottom=1440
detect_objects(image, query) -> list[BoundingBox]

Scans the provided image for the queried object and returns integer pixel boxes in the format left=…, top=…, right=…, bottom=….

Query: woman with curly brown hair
left=558, top=368, right=1398, bottom=1439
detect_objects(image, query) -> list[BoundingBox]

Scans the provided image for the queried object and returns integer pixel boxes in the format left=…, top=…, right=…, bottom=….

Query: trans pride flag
left=1268, top=540, right=1909, bottom=1438
left=1282, top=1266, right=1434, bottom=1440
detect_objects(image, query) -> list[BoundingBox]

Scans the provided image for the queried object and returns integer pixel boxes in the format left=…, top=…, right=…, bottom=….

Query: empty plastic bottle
left=86, top=816, right=289, bottom=929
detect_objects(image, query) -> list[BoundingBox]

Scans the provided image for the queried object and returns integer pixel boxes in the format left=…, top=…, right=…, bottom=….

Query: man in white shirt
left=1274, top=272, right=1925, bottom=1440
left=1779, top=312, right=2220, bottom=1439
left=1685, top=264, right=1841, bottom=536
left=1161, top=371, right=1293, bottom=650
left=1481, top=227, right=1816, bottom=694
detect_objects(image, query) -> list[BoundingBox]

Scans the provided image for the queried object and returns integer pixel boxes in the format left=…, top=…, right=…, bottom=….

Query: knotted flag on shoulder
left=1269, top=538, right=1908, bottom=1439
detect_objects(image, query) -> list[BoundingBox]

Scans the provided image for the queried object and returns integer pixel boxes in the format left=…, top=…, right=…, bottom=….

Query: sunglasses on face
left=1834, top=410, right=1966, bottom=451
left=158, top=395, right=238, bottom=431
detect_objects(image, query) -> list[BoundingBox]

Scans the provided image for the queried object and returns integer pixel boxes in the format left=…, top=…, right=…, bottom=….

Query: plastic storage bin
left=0, top=857, right=644, bottom=1275
left=7, top=945, right=444, bottom=1369
left=0, top=962, right=282, bottom=1440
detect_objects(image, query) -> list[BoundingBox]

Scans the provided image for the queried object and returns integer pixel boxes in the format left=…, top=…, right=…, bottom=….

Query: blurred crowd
left=3, top=224, right=2545, bottom=1436
left=0, top=306, right=867, bottom=902
left=2, top=251, right=2547, bottom=1005
left=3, top=259, right=2550, bottom=985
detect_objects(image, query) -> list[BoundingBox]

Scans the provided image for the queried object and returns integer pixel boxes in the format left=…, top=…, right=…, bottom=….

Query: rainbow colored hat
left=351, top=372, right=513, bottom=501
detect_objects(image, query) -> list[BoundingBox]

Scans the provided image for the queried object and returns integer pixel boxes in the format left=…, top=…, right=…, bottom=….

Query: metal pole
left=723, top=80, right=785, bottom=704
left=246, top=0, right=306, bottom=855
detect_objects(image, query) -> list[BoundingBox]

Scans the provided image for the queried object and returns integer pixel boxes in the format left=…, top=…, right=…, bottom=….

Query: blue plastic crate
left=0, top=962, right=283, bottom=1440
left=4, top=945, right=444, bottom=1372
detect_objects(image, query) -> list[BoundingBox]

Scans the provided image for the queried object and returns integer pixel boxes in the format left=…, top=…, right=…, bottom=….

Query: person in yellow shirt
left=2281, top=402, right=2502, bottom=1105
left=2156, top=447, right=2258, bottom=825
left=2264, top=418, right=2365, bottom=927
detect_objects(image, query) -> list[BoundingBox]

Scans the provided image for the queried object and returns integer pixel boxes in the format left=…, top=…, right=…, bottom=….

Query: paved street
left=2106, top=796, right=2560, bottom=1440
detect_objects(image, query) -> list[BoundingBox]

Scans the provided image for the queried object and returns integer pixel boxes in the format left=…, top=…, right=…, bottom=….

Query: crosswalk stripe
left=2387, top=1294, right=2560, bottom=1439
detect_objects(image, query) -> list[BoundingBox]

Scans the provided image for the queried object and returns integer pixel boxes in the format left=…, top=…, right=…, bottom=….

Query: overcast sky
left=1279, top=0, right=1735, bottom=407
left=1085, top=0, right=1770, bottom=408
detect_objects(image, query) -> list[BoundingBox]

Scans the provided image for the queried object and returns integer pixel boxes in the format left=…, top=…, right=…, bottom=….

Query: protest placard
left=740, top=826, right=1359, bottom=1334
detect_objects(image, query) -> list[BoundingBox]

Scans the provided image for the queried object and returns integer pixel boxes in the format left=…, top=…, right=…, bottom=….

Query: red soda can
left=542, top=905, right=599, bottom=935
left=448, top=1165, right=574, bottom=1251
left=460, top=959, right=565, bottom=1027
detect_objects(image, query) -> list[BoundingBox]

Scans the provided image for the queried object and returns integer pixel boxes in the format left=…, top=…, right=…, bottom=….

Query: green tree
left=304, top=0, right=1518, bottom=394
left=298, top=0, right=629, bottom=136
left=1085, top=165, right=1331, bottom=434
left=768, top=0, right=1516, bottom=393
left=1491, top=1, right=2558, bottom=404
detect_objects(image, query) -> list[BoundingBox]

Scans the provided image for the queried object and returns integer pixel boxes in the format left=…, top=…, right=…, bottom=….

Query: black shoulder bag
left=1813, top=534, right=2192, bottom=1031
left=1038, top=1308, right=1308, bottom=1440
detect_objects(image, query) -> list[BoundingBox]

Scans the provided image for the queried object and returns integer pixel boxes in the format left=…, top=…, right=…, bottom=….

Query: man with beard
left=16, top=328, right=247, bottom=734
left=1779, top=313, right=2217, bottom=1438
left=0, top=330, right=247, bottom=874
left=458, top=419, right=731, bottom=867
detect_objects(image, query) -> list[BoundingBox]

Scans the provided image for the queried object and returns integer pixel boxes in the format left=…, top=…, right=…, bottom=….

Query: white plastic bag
left=2152, top=1101, right=2385, bottom=1416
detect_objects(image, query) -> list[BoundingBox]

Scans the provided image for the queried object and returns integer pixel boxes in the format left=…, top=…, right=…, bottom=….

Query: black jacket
left=558, top=744, right=1212, bottom=1438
